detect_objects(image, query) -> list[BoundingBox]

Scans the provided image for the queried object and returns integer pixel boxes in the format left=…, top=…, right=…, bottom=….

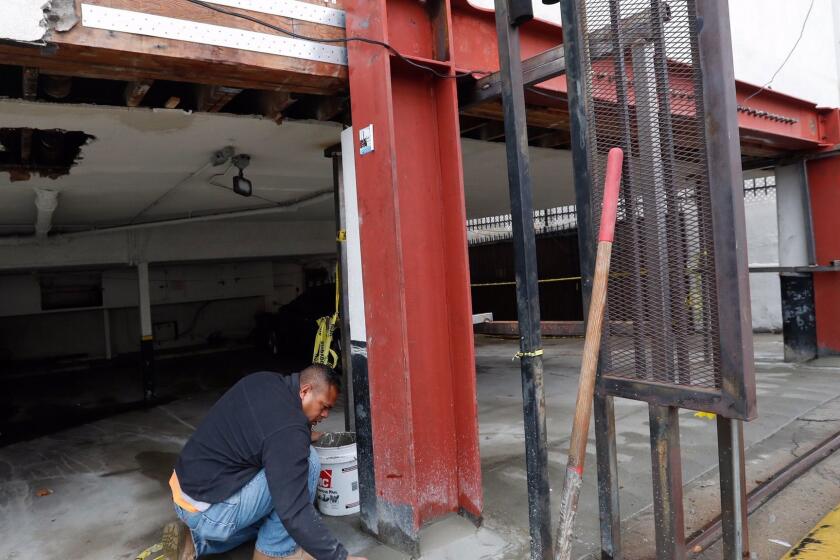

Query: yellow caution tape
left=473, top=277, right=581, bottom=288
left=513, top=349, right=544, bottom=360
left=471, top=270, right=642, bottom=288
left=694, top=411, right=716, bottom=420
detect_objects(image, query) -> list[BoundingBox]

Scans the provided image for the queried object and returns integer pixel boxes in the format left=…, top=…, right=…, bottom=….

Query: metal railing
left=466, top=205, right=578, bottom=245
left=466, top=175, right=776, bottom=246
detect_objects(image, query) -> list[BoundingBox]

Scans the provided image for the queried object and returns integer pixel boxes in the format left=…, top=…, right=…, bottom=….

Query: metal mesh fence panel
left=578, top=0, right=722, bottom=389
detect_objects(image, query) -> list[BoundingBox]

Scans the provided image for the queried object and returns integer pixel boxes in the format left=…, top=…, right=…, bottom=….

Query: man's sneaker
left=161, top=521, right=196, bottom=560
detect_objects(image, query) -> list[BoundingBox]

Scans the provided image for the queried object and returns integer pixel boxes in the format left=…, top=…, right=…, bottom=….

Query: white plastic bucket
left=315, top=432, right=359, bottom=516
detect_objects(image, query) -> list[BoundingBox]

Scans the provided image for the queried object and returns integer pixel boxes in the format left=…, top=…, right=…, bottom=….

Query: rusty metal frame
left=493, top=0, right=553, bottom=556
left=573, top=0, right=757, bottom=421
left=560, top=1, right=755, bottom=559
left=694, top=0, right=756, bottom=420
left=649, top=405, right=686, bottom=559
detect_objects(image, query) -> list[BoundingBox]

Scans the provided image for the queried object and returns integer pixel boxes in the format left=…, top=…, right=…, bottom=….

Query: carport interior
left=0, top=99, right=344, bottom=444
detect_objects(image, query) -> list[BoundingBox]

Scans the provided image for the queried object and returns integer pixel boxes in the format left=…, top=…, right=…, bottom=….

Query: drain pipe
left=34, top=188, right=59, bottom=238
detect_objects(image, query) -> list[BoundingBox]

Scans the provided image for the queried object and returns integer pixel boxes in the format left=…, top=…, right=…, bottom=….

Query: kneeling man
left=169, top=364, right=365, bottom=560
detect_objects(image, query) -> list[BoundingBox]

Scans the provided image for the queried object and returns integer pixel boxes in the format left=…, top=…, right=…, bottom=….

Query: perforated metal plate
left=81, top=4, right=347, bottom=66
left=208, top=0, right=345, bottom=28
left=576, top=0, right=755, bottom=418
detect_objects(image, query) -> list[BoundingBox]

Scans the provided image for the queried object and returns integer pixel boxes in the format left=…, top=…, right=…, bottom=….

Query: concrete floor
left=1, top=334, right=839, bottom=560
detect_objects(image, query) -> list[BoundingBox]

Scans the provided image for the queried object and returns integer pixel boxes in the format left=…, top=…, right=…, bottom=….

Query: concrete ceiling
left=0, top=100, right=344, bottom=234
left=0, top=99, right=575, bottom=236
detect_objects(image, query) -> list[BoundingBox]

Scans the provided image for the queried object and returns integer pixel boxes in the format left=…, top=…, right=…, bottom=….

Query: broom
left=555, top=147, right=624, bottom=560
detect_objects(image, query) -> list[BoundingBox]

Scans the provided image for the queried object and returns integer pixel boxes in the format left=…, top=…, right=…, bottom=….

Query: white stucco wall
left=744, top=177, right=782, bottom=332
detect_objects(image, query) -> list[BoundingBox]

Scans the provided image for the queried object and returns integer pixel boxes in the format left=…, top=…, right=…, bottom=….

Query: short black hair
left=301, top=364, right=342, bottom=392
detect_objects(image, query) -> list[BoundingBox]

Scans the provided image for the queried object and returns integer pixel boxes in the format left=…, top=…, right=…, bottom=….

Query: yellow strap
left=337, top=229, right=346, bottom=242
left=513, top=349, right=544, bottom=360
left=313, top=264, right=342, bottom=367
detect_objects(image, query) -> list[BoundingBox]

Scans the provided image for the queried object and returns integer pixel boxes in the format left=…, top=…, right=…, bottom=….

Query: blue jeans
left=175, top=446, right=320, bottom=557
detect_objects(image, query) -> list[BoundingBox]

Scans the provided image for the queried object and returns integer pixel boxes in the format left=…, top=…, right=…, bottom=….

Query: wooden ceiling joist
left=22, top=67, right=39, bottom=101
left=195, top=85, right=243, bottom=112
left=0, top=0, right=348, bottom=96
left=124, top=79, right=154, bottom=107
left=258, top=91, right=297, bottom=124
left=314, top=95, right=345, bottom=121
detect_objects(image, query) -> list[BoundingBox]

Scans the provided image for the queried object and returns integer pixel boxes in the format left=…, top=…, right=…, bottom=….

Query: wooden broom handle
left=555, top=147, right=624, bottom=560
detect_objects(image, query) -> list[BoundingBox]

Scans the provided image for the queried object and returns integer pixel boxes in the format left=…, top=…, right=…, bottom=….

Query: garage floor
left=1, top=334, right=839, bottom=560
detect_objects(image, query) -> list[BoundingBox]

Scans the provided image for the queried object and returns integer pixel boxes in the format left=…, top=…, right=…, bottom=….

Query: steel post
left=805, top=155, right=840, bottom=354
left=137, top=261, right=155, bottom=402
left=559, top=0, right=595, bottom=304
left=346, top=0, right=483, bottom=550
left=716, top=416, right=749, bottom=560
left=493, top=0, right=551, bottom=556
left=780, top=272, right=818, bottom=362
left=594, top=392, right=621, bottom=560
left=331, top=152, right=355, bottom=432
left=697, top=0, right=756, bottom=420
left=103, top=308, right=112, bottom=360
left=649, top=405, right=686, bottom=560
left=338, top=128, right=377, bottom=533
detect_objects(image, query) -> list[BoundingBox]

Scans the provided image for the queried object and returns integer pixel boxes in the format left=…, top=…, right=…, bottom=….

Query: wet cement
left=1, top=334, right=839, bottom=559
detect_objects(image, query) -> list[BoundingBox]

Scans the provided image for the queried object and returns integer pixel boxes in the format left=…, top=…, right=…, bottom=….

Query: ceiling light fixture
left=232, top=154, right=253, bottom=197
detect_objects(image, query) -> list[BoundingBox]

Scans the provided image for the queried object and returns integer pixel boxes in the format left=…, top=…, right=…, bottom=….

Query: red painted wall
left=807, top=157, right=840, bottom=355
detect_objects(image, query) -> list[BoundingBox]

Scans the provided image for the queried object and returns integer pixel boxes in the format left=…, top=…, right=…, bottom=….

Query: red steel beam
left=448, top=1, right=840, bottom=153
left=736, top=86, right=840, bottom=152
left=346, top=0, right=482, bottom=552
left=806, top=156, right=840, bottom=355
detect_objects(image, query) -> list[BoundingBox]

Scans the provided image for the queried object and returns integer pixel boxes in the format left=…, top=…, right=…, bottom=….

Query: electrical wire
left=208, top=162, right=233, bottom=183
left=742, top=0, right=815, bottom=105
left=181, top=0, right=491, bottom=80
left=207, top=172, right=333, bottom=208
left=130, top=161, right=214, bottom=224
left=206, top=177, right=287, bottom=205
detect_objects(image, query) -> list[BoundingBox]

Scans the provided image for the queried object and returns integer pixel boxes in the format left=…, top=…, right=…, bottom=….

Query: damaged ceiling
left=0, top=100, right=344, bottom=235
left=0, top=98, right=576, bottom=237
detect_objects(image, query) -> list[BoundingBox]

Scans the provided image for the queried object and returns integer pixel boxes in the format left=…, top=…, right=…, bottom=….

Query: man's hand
left=310, top=430, right=324, bottom=443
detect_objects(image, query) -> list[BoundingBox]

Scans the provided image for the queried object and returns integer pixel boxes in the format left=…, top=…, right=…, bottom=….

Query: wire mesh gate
left=574, top=0, right=756, bottom=418
left=560, top=0, right=756, bottom=558
left=481, top=0, right=755, bottom=556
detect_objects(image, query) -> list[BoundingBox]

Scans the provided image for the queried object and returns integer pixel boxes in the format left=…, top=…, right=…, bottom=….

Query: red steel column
left=806, top=156, right=840, bottom=355
left=345, top=0, right=482, bottom=552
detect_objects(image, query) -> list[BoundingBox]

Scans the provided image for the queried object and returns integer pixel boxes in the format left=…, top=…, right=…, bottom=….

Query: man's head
left=299, top=364, right=341, bottom=426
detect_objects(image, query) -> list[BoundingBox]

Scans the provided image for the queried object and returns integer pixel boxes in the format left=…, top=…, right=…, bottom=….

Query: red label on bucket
left=320, top=469, right=332, bottom=489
